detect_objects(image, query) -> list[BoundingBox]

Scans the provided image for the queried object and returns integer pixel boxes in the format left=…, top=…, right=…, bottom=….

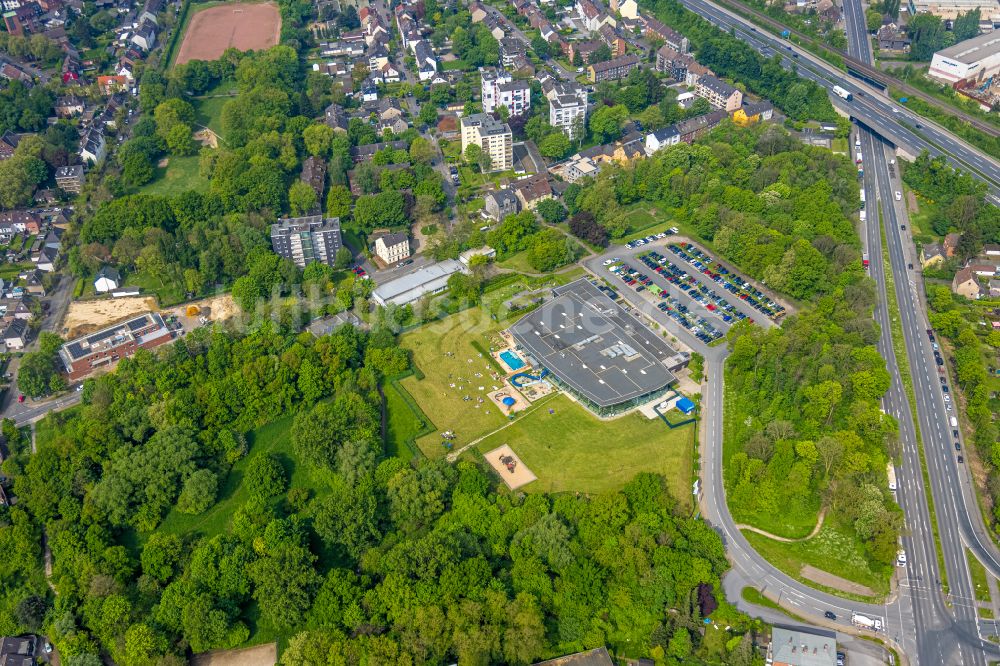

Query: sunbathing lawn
left=398, top=309, right=509, bottom=458
left=474, top=394, right=694, bottom=505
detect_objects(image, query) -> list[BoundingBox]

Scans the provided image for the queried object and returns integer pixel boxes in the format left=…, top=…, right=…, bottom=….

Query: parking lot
left=584, top=233, right=786, bottom=354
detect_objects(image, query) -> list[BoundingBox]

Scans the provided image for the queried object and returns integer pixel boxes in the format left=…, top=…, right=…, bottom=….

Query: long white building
left=929, top=30, right=1000, bottom=86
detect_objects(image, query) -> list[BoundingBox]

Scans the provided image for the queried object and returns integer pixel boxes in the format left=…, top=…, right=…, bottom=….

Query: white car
left=895, top=191, right=902, bottom=201
left=944, top=394, right=951, bottom=402
left=897, top=549, right=907, bottom=566
left=602, top=259, right=614, bottom=265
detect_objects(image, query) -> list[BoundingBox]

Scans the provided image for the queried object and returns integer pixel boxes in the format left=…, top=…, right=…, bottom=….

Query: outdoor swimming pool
left=499, top=349, right=525, bottom=371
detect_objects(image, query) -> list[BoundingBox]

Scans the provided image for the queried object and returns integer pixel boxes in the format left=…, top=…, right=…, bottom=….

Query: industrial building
left=508, top=279, right=686, bottom=415
left=929, top=30, right=1000, bottom=86
left=909, top=0, right=1000, bottom=21
left=371, top=259, right=468, bottom=306
left=59, top=312, right=172, bottom=380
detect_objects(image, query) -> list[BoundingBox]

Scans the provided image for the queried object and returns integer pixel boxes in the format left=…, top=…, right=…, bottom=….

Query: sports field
left=474, top=394, right=695, bottom=503
left=175, top=2, right=281, bottom=65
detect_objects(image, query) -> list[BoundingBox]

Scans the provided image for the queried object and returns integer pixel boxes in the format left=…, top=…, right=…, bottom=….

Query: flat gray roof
left=372, top=259, right=467, bottom=306
left=509, top=279, right=677, bottom=408
left=935, top=29, right=1000, bottom=64
left=770, top=625, right=837, bottom=666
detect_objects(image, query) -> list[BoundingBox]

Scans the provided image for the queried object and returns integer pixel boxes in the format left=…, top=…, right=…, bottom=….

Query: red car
left=17, top=394, right=25, bottom=403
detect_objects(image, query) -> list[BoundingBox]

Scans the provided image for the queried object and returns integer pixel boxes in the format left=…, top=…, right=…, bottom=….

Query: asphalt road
left=679, top=0, right=1000, bottom=198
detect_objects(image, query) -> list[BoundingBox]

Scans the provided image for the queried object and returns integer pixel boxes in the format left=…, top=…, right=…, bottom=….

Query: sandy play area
left=175, top=2, right=281, bottom=65
left=488, top=384, right=529, bottom=414
left=484, top=444, right=536, bottom=490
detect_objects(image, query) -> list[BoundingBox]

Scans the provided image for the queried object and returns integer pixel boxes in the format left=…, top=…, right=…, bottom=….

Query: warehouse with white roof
left=371, top=259, right=468, bottom=307
left=929, top=30, right=1000, bottom=86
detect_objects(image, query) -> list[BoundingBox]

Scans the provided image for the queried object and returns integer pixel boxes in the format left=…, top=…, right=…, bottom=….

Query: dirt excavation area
left=175, top=2, right=281, bottom=65
left=63, top=294, right=238, bottom=338
left=191, top=643, right=276, bottom=666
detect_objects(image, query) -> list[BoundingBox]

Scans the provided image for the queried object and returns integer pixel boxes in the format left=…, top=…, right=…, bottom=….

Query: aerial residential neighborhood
left=0, top=0, right=999, bottom=660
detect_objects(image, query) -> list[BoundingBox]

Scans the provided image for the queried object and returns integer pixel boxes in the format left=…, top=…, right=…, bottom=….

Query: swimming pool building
left=508, top=279, right=687, bottom=415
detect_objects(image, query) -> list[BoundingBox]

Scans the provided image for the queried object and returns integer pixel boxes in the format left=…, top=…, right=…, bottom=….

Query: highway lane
left=677, top=0, right=1000, bottom=194
left=848, top=1, right=992, bottom=661
left=667, top=0, right=1000, bottom=660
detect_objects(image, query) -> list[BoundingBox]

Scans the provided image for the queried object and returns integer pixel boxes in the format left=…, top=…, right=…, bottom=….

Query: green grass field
left=139, top=155, right=206, bottom=197
left=384, top=380, right=422, bottom=461
left=743, top=514, right=891, bottom=598
left=124, top=268, right=186, bottom=306
left=194, top=95, right=229, bottom=137
left=398, top=310, right=509, bottom=458
left=474, top=394, right=694, bottom=504
left=968, top=548, right=993, bottom=603
left=157, top=416, right=333, bottom=539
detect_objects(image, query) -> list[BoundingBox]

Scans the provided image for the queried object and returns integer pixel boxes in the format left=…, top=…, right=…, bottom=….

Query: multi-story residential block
left=598, top=24, right=626, bottom=57
left=548, top=81, right=588, bottom=139
left=461, top=113, right=513, bottom=171
left=500, top=37, right=528, bottom=68
left=55, top=164, right=84, bottom=193
left=643, top=16, right=688, bottom=53
left=587, top=53, right=639, bottom=82
left=480, top=68, right=531, bottom=116
left=270, top=216, right=343, bottom=268
left=694, top=74, right=742, bottom=112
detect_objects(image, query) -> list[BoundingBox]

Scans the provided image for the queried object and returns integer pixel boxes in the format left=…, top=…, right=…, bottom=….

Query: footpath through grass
left=743, top=513, right=891, bottom=599
left=474, top=393, right=695, bottom=504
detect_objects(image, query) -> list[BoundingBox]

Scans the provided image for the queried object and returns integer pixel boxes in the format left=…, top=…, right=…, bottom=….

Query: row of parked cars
left=623, top=227, right=679, bottom=250
left=666, top=242, right=786, bottom=321
left=639, top=251, right=750, bottom=327
left=608, top=261, right=724, bottom=344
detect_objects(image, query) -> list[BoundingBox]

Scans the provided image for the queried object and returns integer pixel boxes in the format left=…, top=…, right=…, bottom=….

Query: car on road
left=824, top=611, right=837, bottom=620
left=955, top=442, right=961, bottom=451
left=958, top=455, right=964, bottom=463
left=908, top=263, right=913, bottom=269
left=17, top=395, right=24, bottom=403
left=897, top=549, right=907, bottom=566
left=953, top=429, right=960, bottom=437
left=900, top=224, right=906, bottom=230
left=895, top=191, right=902, bottom=200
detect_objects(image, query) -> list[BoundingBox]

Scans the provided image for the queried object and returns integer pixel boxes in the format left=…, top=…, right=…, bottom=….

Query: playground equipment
left=510, top=368, right=549, bottom=388
left=499, top=454, right=517, bottom=473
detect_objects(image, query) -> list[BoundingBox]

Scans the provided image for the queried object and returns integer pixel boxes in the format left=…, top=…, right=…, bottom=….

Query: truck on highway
left=860, top=210, right=867, bottom=222
left=862, top=252, right=869, bottom=269
left=852, top=613, right=883, bottom=631
left=887, top=462, right=897, bottom=492
left=833, top=85, right=853, bottom=101
left=860, top=189, right=865, bottom=206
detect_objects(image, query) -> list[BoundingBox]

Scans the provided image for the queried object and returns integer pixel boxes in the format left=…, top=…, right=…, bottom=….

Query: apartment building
left=481, top=68, right=532, bottom=116
left=270, top=216, right=343, bottom=268
left=549, top=84, right=588, bottom=139
left=695, top=74, right=743, bottom=112
left=587, top=53, right=639, bottom=82
left=461, top=113, right=513, bottom=171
